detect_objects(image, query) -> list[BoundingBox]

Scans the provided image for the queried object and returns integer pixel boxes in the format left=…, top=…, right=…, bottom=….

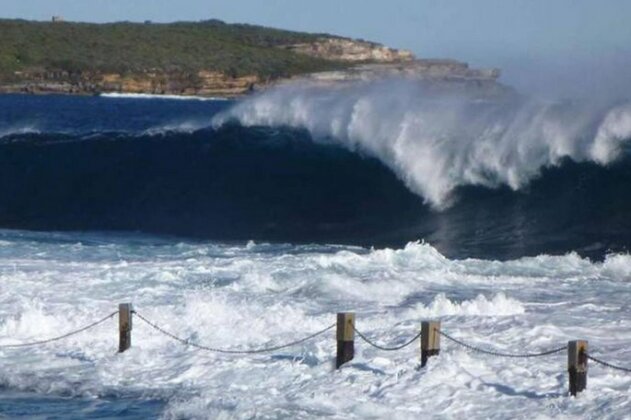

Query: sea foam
left=1, top=233, right=631, bottom=417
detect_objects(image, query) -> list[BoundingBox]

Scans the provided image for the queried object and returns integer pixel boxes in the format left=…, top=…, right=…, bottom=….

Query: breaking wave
left=0, top=125, right=40, bottom=139
left=1, top=89, right=631, bottom=258
left=213, top=80, right=631, bottom=208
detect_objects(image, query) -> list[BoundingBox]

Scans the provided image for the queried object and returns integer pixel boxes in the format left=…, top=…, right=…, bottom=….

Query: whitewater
left=1, top=231, right=631, bottom=418
left=0, top=88, right=631, bottom=418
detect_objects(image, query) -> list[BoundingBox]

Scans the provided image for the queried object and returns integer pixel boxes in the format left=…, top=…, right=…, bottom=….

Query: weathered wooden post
left=336, top=312, right=355, bottom=368
left=119, top=303, right=133, bottom=353
left=421, top=321, right=441, bottom=367
left=568, top=340, right=588, bottom=396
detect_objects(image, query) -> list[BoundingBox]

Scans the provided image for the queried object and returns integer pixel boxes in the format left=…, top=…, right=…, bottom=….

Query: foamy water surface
left=1, top=230, right=630, bottom=418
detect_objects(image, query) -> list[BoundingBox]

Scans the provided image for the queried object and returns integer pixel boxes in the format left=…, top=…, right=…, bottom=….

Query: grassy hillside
left=0, top=19, right=347, bottom=81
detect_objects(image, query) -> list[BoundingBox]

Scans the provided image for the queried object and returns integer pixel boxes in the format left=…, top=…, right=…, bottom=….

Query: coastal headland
left=0, top=19, right=503, bottom=97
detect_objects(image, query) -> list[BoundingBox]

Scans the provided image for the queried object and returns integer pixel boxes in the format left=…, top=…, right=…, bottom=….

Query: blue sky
left=3, top=0, right=631, bottom=96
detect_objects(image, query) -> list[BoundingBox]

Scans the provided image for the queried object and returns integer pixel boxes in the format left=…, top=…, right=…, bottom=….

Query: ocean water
left=0, top=86, right=631, bottom=419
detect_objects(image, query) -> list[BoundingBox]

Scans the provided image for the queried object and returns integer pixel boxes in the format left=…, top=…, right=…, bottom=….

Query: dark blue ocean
left=1, top=93, right=630, bottom=260
left=1, top=91, right=631, bottom=419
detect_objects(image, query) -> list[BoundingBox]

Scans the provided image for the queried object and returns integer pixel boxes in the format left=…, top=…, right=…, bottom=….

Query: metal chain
left=352, top=325, right=422, bottom=351
left=587, top=354, right=631, bottom=373
left=133, top=311, right=335, bottom=354
left=438, top=330, right=567, bottom=358
left=0, top=311, right=118, bottom=348
left=4, top=307, right=630, bottom=374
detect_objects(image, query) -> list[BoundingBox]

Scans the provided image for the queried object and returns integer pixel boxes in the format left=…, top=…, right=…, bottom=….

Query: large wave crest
left=213, top=80, right=631, bottom=208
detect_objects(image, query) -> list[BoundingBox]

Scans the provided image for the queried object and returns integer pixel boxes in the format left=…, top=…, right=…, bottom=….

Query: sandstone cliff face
left=97, top=71, right=259, bottom=96
left=285, top=38, right=414, bottom=63
left=0, top=38, right=503, bottom=97
left=195, top=71, right=259, bottom=96
left=0, top=70, right=261, bottom=97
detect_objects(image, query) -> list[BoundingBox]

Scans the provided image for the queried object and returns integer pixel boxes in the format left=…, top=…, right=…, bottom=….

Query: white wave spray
left=213, top=80, right=631, bottom=208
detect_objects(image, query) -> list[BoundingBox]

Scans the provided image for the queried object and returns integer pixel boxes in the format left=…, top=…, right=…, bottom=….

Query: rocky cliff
left=1, top=58, right=502, bottom=99
left=2, top=69, right=260, bottom=97
left=284, top=38, right=415, bottom=63
left=0, top=21, right=502, bottom=97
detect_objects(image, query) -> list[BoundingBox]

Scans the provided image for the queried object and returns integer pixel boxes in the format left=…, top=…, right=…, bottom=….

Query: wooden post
left=568, top=340, right=588, bottom=396
left=119, top=303, right=133, bottom=353
left=336, top=312, right=355, bottom=368
left=421, top=321, right=441, bottom=367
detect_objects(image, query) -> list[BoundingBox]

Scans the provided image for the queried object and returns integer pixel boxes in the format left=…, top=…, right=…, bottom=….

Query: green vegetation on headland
left=0, top=18, right=385, bottom=96
left=0, top=19, right=346, bottom=80
left=0, top=18, right=502, bottom=97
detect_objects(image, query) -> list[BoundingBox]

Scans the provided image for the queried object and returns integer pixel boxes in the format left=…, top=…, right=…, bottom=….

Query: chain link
left=438, top=330, right=567, bottom=358
left=133, top=311, right=335, bottom=354
left=587, top=354, right=631, bottom=373
left=352, top=325, right=422, bottom=351
left=0, top=311, right=118, bottom=348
